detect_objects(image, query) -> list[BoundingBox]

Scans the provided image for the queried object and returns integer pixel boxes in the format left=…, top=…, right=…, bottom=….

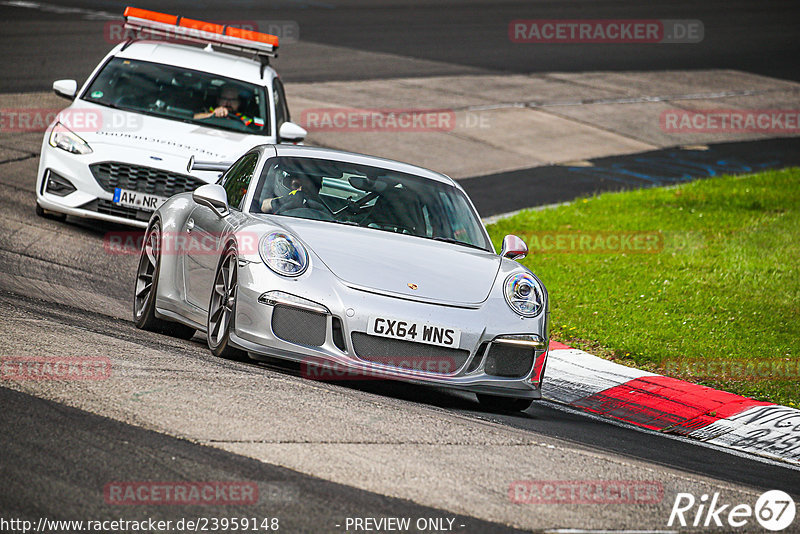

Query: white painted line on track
left=542, top=400, right=800, bottom=472
left=481, top=201, right=573, bottom=225
left=545, top=348, right=658, bottom=404
left=479, top=168, right=713, bottom=224
left=688, top=404, right=800, bottom=465
left=1, top=1, right=117, bottom=20
left=460, top=88, right=796, bottom=113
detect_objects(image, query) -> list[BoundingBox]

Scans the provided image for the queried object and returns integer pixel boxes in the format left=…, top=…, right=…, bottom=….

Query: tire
left=477, top=394, right=534, bottom=412
left=133, top=221, right=196, bottom=340
left=207, top=245, right=247, bottom=360
left=35, top=203, right=67, bottom=222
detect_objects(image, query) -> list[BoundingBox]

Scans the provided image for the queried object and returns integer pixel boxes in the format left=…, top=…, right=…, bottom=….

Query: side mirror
left=500, top=235, right=528, bottom=260
left=278, top=121, right=307, bottom=143
left=53, top=79, right=78, bottom=100
left=192, top=184, right=230, bottom=218
left=187, top=155, right=234, bottom=173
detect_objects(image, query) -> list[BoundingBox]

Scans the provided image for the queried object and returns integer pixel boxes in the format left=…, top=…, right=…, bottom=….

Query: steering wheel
left=272, top=200, right=297, bottom=215
left=199, top=115, right=245, bottom=129
left=334, top=192, right=380, bottom=219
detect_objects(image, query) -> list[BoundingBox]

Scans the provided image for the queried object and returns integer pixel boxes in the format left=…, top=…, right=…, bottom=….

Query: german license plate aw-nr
left=113, top=187, right=167, bottom=212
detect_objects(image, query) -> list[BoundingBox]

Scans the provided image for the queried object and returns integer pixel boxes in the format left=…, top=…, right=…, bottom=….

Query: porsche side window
left=435, top=191, right=484, bottom=246
left=220, top=153, right=259, bottom=210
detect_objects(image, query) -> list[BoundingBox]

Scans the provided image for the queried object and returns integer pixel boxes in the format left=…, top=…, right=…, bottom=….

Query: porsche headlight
left=259, top=232, right=308, bottom=276
left=504, top=272, right=544, bottom=317
left=49, top=122, right=92, bottom=155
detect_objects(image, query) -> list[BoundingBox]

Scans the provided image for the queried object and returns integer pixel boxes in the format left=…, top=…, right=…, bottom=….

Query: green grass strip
left=487, top=167, right=800, bottom=406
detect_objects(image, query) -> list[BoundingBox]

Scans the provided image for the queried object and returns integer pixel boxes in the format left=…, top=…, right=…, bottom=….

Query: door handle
left=186, top=218, right=195, bottom=232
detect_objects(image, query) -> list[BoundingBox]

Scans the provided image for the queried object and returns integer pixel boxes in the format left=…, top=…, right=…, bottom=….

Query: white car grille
left=90, top=162, right=206, bottom=197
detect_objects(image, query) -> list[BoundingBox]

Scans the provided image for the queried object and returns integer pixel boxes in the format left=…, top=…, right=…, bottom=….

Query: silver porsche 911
left=134, top=144, right=549, bottom=411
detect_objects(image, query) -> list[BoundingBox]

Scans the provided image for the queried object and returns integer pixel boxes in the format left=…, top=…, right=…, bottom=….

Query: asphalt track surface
left=464, top=137, right=800, bottom=217
left=2, top=145, right=800, bottom=527
left=1, top=386, right=526, bottom=533
left=2, top=0, right=800, bottom=532
left=0, top=0, right=798, bottom=92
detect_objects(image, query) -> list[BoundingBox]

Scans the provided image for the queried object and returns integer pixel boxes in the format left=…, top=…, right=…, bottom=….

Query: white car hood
left=63, top=103, right=263, bottom=161
left=276, top=218, right=500, bottom=306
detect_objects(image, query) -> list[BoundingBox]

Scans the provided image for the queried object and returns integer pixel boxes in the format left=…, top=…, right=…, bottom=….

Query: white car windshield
left=248, top=156, right=492, bottom=251
left=82, top=57, right=270, bottom=134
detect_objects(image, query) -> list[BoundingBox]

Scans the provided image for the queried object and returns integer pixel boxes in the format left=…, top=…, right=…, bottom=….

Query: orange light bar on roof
left=179, top=17, right=225, bottom=35
left=123, top=6, right=279, bottom=51
left=123, top=7, right=177, bottom=25
left=225, top=26, right=280, bottom=48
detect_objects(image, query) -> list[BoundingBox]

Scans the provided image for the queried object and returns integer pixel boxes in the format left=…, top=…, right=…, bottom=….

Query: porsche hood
left=274, top=218, right=501, bottom=306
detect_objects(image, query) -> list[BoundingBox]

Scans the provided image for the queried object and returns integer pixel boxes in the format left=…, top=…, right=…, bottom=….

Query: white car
left=36, top=8, right=307, bottom=228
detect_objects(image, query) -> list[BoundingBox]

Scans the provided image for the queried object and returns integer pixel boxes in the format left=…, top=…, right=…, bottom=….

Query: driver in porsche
left=194, top=84, right=253, bottom=126
left=260, top=168, right=325, bottom=214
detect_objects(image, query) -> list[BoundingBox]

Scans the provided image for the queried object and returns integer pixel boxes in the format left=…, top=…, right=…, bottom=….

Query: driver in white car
left=194, top=84, right=253, bottom=126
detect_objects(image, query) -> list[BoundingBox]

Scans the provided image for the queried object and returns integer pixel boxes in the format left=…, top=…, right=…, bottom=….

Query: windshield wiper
left=431, top=236, right=488, bottom=251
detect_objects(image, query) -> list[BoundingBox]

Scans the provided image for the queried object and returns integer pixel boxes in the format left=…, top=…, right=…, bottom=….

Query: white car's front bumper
left=36, top=135, right=217, bottom=228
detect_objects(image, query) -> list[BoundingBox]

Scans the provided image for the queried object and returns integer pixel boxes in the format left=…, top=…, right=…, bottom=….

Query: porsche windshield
left=82, top=57, right=269, bottom=134
left=248, top=157, right=492, bottom=251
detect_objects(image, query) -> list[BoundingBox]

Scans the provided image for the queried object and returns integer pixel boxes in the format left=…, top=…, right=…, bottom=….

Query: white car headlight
left=504, top=272, right=544, bottom=317
left=49, top=121, right=92, bottom=155
left=259, top=232, right=308, bottom=276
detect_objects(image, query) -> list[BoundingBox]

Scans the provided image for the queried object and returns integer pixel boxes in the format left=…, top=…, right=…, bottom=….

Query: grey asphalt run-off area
left=1, top=1, right=799, bottom=532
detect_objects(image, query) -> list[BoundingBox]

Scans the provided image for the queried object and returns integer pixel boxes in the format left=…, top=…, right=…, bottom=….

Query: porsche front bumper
left=229, top=260, right=549, bottom=399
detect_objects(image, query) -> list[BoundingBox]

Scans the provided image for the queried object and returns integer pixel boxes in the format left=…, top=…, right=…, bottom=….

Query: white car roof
left=113, top=40, right=277, bottom=86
